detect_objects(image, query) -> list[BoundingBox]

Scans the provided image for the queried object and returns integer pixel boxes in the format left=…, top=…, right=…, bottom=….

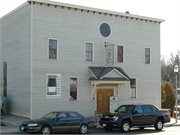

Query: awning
left=89, top=67, right=130, bottom=99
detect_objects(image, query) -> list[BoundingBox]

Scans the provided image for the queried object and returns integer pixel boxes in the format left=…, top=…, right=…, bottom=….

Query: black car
left=20, top=111, right=97, bottom=134
left=99, top=104, right=170, bottom=132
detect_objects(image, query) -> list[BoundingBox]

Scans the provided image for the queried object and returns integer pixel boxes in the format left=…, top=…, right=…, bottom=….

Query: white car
left=0, top=93, right=4, bottom=113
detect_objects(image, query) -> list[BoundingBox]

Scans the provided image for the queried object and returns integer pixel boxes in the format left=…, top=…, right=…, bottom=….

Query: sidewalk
left=1, top=114, right=180, bottom=134
left=1, top=114, right=30, bottom=134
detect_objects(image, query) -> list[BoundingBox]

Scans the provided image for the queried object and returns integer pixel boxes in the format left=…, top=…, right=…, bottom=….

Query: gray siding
left=1, top=2, right=161, bottom=119
left=0, top=3, right=31, bottom=118
left=0, top=24, right=2, bottom=98
left=31, top=3, right=161, bottom=119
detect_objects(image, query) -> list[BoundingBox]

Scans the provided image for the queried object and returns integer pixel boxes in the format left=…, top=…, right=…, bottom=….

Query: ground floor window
left=46, top=74, right=61, bottom=98
left=130, top=78, right=136, bottom=98
left=70, top=78, right=78, bottom=100
left=3, top=61, right=7, bottom=97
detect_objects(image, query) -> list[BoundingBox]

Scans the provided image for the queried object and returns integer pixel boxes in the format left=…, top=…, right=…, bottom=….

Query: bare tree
left=161, top=50, right=180, bottom=88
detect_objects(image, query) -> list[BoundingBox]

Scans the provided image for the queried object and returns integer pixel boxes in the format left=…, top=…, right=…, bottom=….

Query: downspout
left=30, top=1, right=33, bottom=120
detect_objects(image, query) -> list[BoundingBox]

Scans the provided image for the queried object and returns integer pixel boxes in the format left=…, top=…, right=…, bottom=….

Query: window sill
left=85, top=60, right=94, bottom=62
left=48, top=59, right=58, bottom=60
left=69, top=99, right=79, bottom=101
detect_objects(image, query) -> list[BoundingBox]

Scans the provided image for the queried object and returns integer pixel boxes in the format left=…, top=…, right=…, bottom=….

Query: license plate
left=103, top=124, right=106, bottom=127
left=21, top=126, right=24, bottom=131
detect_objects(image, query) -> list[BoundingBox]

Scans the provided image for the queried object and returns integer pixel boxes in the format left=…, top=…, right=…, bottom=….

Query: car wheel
left=104, top=126, right=113, bottom=131
left=154, top=119, right=163, bottom=131
left=41, top=125, right=51, bottom=135
left=79, top=124, right=88, bottom=134
left=121, top=121, right=130, bottom=132
left=139, top=127, right=145, bottom=130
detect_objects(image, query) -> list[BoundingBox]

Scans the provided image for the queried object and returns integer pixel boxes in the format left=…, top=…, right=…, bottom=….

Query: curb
left=165, top=123, right=180, bottom=127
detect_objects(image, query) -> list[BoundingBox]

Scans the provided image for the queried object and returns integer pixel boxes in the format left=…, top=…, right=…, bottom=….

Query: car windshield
left=43, top=112, right=61, bottom=119
left=115, top=105, right=133, bottom=113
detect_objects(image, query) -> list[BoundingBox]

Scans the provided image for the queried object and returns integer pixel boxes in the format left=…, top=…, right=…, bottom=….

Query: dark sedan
left=19, top=111, right=97, bottom=134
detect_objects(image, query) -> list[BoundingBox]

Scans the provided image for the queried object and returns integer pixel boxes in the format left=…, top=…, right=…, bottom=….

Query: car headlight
left=28, top=123, right=38, bottom=127
left=111, top=116, right=119, bottom=122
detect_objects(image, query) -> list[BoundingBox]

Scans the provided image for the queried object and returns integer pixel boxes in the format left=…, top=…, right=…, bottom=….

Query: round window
left=99, top=23, right=111, bottom=37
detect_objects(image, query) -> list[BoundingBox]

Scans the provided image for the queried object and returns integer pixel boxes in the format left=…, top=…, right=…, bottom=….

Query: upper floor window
left=86, top=43, right=93, bottom=61
left=145, top=48, right=150, bottom=64
left=117, top=46, right=123, bottom=62
left=49, top=39, right=57, bottom=59
left=130, top=78, right=136, bottom=98
left=70, top=78, right=78, bottom=100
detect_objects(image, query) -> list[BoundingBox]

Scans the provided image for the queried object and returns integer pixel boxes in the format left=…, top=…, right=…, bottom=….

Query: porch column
left=91, top=83, right=99, bottom=99
left=117, top=84, right=123, bottom=97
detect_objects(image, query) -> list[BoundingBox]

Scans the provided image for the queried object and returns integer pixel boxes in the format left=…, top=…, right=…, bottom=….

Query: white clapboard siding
left=31, top=3, right=161, bottom=119
left=0, top=3, right=31, bottom=118
left=1, top=1, right=161, bottom=119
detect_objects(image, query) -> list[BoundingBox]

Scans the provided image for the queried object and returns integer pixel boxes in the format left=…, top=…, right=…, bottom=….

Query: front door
left=97, top=89, right=114, bottom=114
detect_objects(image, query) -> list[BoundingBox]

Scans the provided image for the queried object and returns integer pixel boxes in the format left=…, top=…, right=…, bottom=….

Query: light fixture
left=174, top=65, right=178, bottom=73
left=174, top=64, right=178, bottom=123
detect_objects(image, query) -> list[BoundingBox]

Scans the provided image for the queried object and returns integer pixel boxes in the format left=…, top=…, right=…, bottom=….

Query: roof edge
left=27, top=0, right=165, bottom=23
left=100, top=68, right=130, bottom=80
left=89, top=68, right=98, bottom=79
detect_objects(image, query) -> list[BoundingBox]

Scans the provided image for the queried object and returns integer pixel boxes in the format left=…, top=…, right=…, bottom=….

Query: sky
left=0, top=0, right=180, bottom=58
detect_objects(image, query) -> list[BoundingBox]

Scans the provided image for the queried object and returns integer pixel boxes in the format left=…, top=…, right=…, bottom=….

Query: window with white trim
left=46, top=74, right=61, bottom=98
left=130, top=79, right=136, bottom=98
left=49, top=39, right=57, bottom=59
left=145, top=48, right=150, bottom=64
left=86, top=43, right=93, bottom=61
left=117, top=46, right=123, bottom=62
left=47, top=75, right=57, bottom=95
left=70, top=78, right=78, bottom=100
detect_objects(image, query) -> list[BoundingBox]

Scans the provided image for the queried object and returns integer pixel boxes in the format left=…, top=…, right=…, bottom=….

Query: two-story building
left=0, top=0, right=165, bottom=119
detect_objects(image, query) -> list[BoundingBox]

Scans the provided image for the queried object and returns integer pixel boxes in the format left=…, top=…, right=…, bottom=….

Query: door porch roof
left=89, top=67, right=130, bottom=81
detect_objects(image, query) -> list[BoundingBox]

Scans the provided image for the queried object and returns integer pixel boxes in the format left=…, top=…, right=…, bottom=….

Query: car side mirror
left=115, top=109, right=118, bottom=112
left=134, top=110, right=139, bottom=114
left=56, top=118, right=61, bottom=121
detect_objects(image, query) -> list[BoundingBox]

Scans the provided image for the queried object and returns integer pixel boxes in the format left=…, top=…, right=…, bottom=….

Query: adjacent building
left=0, top=0, right=165, bottom=119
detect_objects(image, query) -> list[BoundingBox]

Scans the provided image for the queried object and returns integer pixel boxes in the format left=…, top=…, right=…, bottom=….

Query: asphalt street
left=1, top=114, right=180, bottom=134
left=1, top=126, right=180, bottom=135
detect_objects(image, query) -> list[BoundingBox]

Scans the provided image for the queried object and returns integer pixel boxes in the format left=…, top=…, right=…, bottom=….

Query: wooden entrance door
left=97, top=89, right=114, bottom=114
